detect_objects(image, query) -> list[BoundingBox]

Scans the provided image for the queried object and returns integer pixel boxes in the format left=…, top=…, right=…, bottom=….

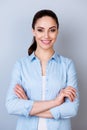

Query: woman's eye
left=50, top=29, right=56, bottom=32
left=37, top=29, right=43, bottom=32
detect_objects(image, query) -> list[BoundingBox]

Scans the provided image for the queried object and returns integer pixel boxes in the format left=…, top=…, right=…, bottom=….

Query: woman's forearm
left=29, top=99, right=61, bottom=116
left=35, top=110, right=53, bottom=118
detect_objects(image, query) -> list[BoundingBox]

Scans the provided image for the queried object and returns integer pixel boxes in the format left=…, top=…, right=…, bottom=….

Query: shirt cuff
left=24, top=100, right=34, bottom=117
left=50, top=106, right=60, bottom=120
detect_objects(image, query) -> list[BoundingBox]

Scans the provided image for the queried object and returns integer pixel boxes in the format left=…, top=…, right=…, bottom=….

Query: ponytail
left=28, top=37, right=37, bottom=55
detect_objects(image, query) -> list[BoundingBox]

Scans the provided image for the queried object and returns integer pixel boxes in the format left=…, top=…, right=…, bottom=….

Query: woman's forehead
left=35, top=16, right=57, bottom=28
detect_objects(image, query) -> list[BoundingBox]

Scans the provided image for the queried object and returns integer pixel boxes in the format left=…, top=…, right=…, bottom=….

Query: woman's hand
left=14, top=84, right=28, bottom=100
left=55, top=86, right=76, bottom=105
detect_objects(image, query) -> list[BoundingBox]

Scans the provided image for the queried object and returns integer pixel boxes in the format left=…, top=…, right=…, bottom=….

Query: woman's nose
left=44, top=31, right=49, bottom=38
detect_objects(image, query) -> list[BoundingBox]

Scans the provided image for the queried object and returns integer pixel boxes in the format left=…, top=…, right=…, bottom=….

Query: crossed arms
left=6, top=60, right=79, bottom=120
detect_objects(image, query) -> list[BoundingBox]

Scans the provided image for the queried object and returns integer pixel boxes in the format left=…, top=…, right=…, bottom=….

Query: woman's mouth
left=41, top=40, right=52, bottom=45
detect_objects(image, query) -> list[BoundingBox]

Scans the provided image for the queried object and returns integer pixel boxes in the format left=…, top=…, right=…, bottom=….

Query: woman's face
left=32, top=16, right=58, bottom=50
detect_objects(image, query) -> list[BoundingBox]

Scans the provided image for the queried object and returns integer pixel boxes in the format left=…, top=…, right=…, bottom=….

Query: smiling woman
left=6, top=9, right=79, bottom=130
left=33, top=16, right=58, bottom=51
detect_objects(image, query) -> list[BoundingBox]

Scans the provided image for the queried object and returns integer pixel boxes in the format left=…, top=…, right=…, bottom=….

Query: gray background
left=0, top=0, right=87, bottom=130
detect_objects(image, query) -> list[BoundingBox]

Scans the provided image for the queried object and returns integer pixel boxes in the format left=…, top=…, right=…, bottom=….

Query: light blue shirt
left=6, top=52, right=79, bottom=130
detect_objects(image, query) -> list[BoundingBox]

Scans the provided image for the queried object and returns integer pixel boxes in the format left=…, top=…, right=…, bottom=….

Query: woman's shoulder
left=58, top=53, right=74, bottom=65
left=14, top=55, right=32, bottom=66
left=57, top=54, right=76, bottom=71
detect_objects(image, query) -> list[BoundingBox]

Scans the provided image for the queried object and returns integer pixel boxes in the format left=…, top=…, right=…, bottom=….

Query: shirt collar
left=29, top=52, right=36, bottom=61
left=50, top=51, right=59, bottom=62
left=29, top=51, right=59, bottom=62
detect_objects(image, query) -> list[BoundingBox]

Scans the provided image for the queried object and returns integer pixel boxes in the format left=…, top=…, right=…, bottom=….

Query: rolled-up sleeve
left=5, top=60, right=34, bottom=117
left=50, top=60, right=79, bottom=120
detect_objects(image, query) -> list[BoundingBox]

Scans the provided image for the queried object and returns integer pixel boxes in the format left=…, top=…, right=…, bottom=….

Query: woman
left=6, top=9, right=79, bottom=130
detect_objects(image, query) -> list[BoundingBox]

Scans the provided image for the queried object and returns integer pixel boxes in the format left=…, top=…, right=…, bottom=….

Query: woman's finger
left=14, top=84, right=28, bottom=100
left=15, top=85, right=25, bottom=93
left=64, top=92, right=75, bottom=102
left=66, top=86, right=76, bottom=92
left=61, top=88, right=76, bottom=102
left=66, top=90, right=76, bottom=98
left=14, top=88, right=24, bottom=98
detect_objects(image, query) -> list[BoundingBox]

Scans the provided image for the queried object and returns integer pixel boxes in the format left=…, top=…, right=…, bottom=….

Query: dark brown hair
left=28, top=9, right=59, bottom=55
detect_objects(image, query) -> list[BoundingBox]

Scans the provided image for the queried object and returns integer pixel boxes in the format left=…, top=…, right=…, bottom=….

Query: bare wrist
left=54, top=97, right=64, bottom=106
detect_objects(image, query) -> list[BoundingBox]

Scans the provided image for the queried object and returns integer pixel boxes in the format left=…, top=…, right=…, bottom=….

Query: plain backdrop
left=0, top=0, right=87, bottom=130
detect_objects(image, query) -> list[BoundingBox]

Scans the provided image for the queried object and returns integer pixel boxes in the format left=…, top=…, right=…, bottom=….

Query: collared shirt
left=6, top=52, right=79, bottom=130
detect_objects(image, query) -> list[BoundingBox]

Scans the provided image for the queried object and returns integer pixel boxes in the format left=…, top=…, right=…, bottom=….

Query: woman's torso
left=16, top=52, right=72, bottom=130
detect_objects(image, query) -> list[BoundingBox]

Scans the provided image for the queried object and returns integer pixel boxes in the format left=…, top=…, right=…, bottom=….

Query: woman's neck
left=34, top=48, right=55, bottom=62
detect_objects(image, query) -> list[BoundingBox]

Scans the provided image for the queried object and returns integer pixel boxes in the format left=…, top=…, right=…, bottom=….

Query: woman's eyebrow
left=49, top=26, right=57, bottom=29
left=36, top=27, right=44, bottom=29
left=36, top=26, right=57, bottom=29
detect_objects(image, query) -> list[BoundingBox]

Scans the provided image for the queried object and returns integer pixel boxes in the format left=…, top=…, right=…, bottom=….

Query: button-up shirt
left=6, top=52, right=79, bottom=130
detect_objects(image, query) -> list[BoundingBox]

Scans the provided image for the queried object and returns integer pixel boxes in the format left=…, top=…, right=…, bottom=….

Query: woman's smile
left=41, top=40, right=52, bottom=45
